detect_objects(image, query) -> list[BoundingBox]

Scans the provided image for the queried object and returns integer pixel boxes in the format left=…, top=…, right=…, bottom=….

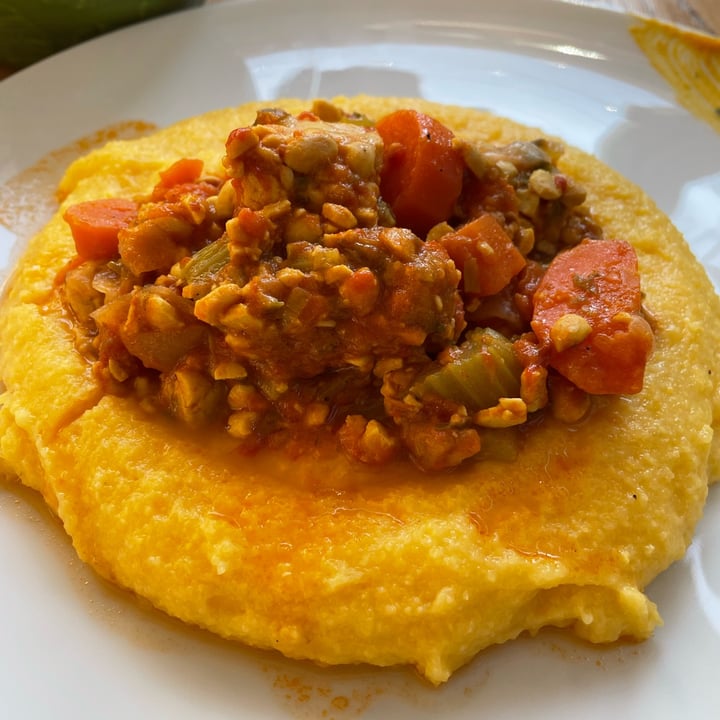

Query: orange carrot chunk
left=376, top=110, right=464, bottom=238
left=157, top=158, right=204, bottom=188
left=438, top=214, right=526, bottom=297
left=63, top=198, right=138, bottom=260
left=531, top=239, right=653, bottom=395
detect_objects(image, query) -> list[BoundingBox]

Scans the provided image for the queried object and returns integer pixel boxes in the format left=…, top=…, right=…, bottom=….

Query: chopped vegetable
left=63, top=198, right=138, bottom=260
left=412, top=327, right=522, bottom=411
left=181, top=238, right=231, bottom=284
left=376, top=109, right=464, bottom=237
left=531, top=239, right=654, bottom=394
left=56, top=102, right=655, bottom=471
left=437, top=214, right=527, bottom=296
left=157, top=158, right=204, bottom=188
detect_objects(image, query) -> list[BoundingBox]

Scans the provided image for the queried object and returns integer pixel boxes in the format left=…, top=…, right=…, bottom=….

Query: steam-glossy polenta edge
left=1, top=96, right=719, bottom=684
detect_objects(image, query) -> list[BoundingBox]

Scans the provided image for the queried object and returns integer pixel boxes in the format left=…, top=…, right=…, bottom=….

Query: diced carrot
left=376, top=110, right=464, bottom=238
left=531, top=239, right=654, bottom=395
left=63, top=198, right=138, bottom=260
left=437, top=214, right=526, bottom=296
left=157, top=158, right=204, bottom=188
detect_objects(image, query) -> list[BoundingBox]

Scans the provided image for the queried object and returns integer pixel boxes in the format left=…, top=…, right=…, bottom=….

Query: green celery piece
left=414, top=328, right=521, bottom=411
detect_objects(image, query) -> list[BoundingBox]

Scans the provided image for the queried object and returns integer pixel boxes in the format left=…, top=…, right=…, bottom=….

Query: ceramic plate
left=1, top=1, right=718, bottom=718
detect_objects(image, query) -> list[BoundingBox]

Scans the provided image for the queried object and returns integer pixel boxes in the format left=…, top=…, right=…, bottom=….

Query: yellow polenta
left=1, top=96, right=719, bottom=684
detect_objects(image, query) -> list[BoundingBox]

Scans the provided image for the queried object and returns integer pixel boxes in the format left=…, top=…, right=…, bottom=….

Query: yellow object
left=631, top=17, right=720, bottom=134
left=1, top=97, right=719, bottom=684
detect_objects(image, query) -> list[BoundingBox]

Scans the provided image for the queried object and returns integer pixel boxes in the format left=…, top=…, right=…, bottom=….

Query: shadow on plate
left=596, top=104, right=719, bottom=218
left=275, top=66, right=421, bottom=101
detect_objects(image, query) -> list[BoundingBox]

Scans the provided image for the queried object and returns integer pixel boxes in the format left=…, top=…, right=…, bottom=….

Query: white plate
left=1, top=1, right=719, bottom=718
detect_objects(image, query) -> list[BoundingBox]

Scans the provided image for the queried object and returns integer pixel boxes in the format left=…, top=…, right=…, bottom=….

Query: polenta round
left=1, top=96, right=719, bottom=685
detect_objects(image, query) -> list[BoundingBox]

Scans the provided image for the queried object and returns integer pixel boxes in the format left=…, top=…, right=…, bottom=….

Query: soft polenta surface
left=1, top=97, right=719, bottom=684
